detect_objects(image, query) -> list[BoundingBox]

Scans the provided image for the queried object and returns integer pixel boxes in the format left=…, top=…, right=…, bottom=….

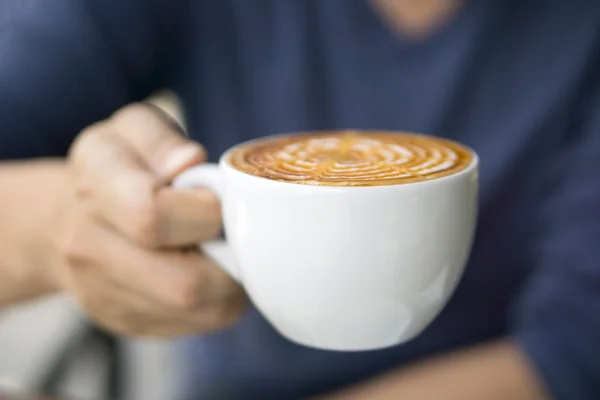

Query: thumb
left=110, top=103, right=206, bottom=181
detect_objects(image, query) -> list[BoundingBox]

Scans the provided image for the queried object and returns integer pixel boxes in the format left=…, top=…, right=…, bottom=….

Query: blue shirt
left=1, top=1, right=599, bottom=399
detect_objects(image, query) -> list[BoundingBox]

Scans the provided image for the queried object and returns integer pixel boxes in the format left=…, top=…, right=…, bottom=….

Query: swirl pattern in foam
left=228, top=131, right=473, bottom=186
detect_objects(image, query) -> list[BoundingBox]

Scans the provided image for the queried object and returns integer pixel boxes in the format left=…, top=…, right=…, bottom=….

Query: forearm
left=0, top=159, right=66, bottom=307
left=315, top=339, right=549, bottom=400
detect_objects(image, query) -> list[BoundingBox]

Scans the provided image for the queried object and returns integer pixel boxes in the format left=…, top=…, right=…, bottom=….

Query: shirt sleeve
left=512, top=72, right=600, bottom=399
left=0, top=0, right=189, bottom=159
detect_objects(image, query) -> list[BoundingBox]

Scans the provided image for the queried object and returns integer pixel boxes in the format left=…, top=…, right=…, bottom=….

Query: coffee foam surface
left=228, top=131, right=473, bottom=186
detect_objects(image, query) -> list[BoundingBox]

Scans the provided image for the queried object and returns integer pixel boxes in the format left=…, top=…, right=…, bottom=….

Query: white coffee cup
left=173, top=135, right=478, bottom=351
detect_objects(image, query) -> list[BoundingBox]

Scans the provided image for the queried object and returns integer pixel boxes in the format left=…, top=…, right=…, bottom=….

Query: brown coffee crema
left=228, top=131, right=473, bottom=186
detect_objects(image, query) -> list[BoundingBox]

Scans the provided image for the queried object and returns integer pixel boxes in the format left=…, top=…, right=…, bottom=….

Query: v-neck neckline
left=362, top=0, right=485, bottom=54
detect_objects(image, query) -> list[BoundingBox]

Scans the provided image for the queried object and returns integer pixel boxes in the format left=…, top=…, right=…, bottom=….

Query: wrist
left=32, top=159, right=70, bottom=293
left=0, top=159, right=69, bottom=303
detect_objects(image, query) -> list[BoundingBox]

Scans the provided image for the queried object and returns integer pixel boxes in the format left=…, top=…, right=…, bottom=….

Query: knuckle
left=198, top=191, right=223, bottom=238
left=97, top=313, right=140, bottom=336
left=78, top=294, right=147, bottom=337
left=105, top=310, right=134, bottom=332
left=68, top=123, right=117, bottom=196
left=130, top=198, right=164, bottom=246
left=111, top=103, right=151, bottom=125
left=169, top=270, right=207, bottom=310
left=112, top=103, right=171, bottom=139
left=203, top=192, right=222, bottom=218
left=69, top=123, right=105, bottom=159
left=58, top=227, right=89, bottom=265
left=202, top=285, right=248, bottom=330
left=205, top=218, right=223, bottom=239
left=207, top=299, right=246, bottom=330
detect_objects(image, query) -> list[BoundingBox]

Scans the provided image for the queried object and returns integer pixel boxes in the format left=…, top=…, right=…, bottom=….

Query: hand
left=50, top=103, right=248, bottom=337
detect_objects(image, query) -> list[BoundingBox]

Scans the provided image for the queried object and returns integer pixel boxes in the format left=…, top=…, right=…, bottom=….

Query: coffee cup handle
left=172, top=164, right=241, bottom=282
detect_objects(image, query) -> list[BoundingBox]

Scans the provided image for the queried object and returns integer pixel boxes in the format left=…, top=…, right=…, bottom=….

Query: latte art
left=229, top=131, right=473, bottom=186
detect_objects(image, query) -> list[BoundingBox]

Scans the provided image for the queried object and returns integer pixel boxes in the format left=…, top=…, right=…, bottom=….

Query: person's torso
left=170, top=1, right=600, bottom=398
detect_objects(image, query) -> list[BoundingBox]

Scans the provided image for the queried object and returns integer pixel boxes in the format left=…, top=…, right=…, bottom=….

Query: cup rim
left=219, top=130, right=479, bottom=190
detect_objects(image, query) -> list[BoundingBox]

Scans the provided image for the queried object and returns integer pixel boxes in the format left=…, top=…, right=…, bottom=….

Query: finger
left=62, top=214, right=244, bottom=309
left=69, top=128, right=163, bottom=245
left=70, top=126, right=220, bottom=247
left=107, top=281, right=248, bottom=338
left=70, top=267, right=166, bottom=332
left=110, top=103, right=206, bottom=181
left=142, top=290, right=248, bottom=338
left=155, top=186, right=222, bottom=247
left=72, top=257, right=247, bottom=337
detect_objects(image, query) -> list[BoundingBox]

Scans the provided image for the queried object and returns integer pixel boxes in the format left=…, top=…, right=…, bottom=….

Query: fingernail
left=162, top=145, right=204, bottom=178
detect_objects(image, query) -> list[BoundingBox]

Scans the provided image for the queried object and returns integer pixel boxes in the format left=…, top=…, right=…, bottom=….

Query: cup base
left=274, top=325, right=423, bottom=352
